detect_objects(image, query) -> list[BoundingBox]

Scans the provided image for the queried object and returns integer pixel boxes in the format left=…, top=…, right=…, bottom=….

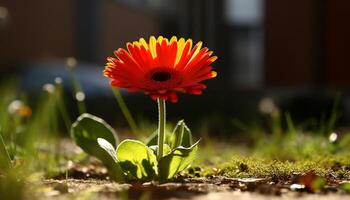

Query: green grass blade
left=0, top=128, right=12, bottom=170
left=111, top=87, right=139, bottom=136
left=66, top=58, right=87, bottom=114
left=326, top=93, right=341, bottom=134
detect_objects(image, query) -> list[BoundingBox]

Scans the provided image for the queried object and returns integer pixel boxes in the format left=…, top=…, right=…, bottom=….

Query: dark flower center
left=151, top=71, right=172, bottom=82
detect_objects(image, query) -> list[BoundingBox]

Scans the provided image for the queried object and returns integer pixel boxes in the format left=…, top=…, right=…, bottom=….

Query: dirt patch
left=42, top=140, right=350, bottom=199
left=42, top=176, right=350, bottom=200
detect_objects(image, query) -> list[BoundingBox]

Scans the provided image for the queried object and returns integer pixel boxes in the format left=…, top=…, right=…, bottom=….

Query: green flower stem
left=157, top=99, right=166, bottom=160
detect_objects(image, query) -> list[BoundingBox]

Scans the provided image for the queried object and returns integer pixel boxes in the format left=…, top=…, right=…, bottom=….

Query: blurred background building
left=0, top=0, right=350, bottom=126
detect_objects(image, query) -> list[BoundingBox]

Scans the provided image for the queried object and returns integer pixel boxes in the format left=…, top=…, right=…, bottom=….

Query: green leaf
left=117, top=139, right=157, bottom=180
left=170, top=120, right=193, bottom=149
left=71, top=113, right=118, bottom=150
left=146, top=120, right=193, bottom=149
left=149, top=144, right=172, bottom=156
left=71, top=113, right=124, bottom=182
left=97, top=138, right=117, bottom=162
left=158, top=141, right=199, bottom=180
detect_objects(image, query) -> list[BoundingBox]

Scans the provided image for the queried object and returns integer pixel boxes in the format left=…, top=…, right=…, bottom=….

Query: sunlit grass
left=192, top=98, right=350, bottom=179
left=218, top=155, right=350, bottom=178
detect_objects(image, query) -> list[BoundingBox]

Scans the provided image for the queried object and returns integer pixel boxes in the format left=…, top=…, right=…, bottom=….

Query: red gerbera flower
left=104, top=36, right=217, bottom=103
